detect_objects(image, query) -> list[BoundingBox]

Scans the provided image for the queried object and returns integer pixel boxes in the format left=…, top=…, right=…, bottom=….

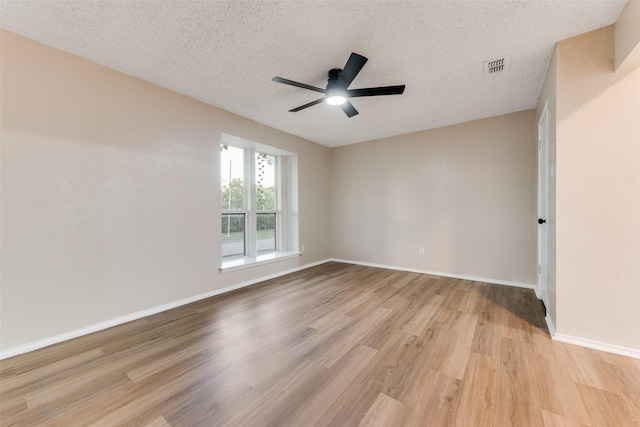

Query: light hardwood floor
left=1, top=262, right=639, bottom=426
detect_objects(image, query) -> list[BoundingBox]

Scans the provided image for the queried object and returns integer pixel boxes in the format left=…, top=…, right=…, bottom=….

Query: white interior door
left=537, top=102, right=549, bottom=308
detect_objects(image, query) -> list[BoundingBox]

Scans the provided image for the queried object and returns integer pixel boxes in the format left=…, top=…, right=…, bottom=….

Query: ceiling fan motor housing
left=327, top=69, right=342, bottom=89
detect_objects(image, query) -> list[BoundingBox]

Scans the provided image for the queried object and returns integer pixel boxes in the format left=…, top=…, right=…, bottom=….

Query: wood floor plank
left=431, top=311, right=478, bottom=380
left=310, top=306, right=391, bottom=368
left=530, top=335, right=593, bottom=425
left=401, top=302, right=439, bottom=336
left=7, top=318, right=152, bottom=375
left=225, top=359, right=328, bottom=427
left=1, top=262, right=639, bottom=426
left=576, top=382, right=637, bottom=426
left=402, top=368, right=461, bottom=426
left=358, top=393, right=408, bottom=427
left=85, top=353, right=220, bottom=426
left=452, top=352, right=500, bottom=427
left=541, top=410, right=590, bottom=427
left=0, top=348, right=103, bottom=413
left=314, top=330, right=425, bottom=427
left=238, top=316, right=353, bottom=390
left=470, top=318, right=505, bottom=359
left=271, top=344, right=378, bottom=426
left=496, top=338, right=545, bottom=426
left=142, top=416, right=172, bottom=427
left=156, top=373, right=254, bottom=427
left=124, top=334, right=219, bottom=382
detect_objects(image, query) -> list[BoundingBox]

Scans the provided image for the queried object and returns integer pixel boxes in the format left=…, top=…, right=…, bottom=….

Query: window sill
left=219, top=251, right=301, bottom=274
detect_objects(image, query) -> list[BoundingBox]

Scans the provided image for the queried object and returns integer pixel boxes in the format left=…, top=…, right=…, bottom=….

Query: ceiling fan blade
left=347, top=85, right=405, bottom=98
left=272, top=77, right=326, bottom=94
left=335, top=53, right=368, bottom=89
left=340, top=101, right=359, bottom=117
left=289, top=97, right=326, bottom=112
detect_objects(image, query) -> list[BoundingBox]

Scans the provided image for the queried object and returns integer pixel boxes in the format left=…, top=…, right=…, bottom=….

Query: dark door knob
left=538, top=218, right=546, bottom=224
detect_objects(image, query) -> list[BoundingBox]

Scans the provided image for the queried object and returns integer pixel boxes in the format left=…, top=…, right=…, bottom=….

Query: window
left=220, top=134, right=298, bottom=271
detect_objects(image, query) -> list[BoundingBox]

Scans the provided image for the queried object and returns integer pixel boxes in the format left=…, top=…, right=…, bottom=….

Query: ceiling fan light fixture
left=326, top=95, right=346, bottom=105
left=326, top=88, right=347, bottom=105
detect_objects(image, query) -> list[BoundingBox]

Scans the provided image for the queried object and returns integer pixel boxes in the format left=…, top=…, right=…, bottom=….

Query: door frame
left=537, top=101, right=549, bottom=307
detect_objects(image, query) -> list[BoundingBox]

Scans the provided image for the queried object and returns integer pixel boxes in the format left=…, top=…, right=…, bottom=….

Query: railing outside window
left=221, top=213, right=245, bottom=258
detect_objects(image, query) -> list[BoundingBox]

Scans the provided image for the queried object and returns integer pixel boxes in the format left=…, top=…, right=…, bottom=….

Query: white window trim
left=219, top=251, right=301, bottom=273
left=244, top=147, right=257, bottom=257
left=220, top=134, right=299, bottom=272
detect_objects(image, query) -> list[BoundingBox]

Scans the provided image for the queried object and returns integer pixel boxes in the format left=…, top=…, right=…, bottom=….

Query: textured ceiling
left=0, top=1, right=627, bottom=147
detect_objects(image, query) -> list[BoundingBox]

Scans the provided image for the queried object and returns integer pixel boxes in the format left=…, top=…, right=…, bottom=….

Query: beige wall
left=331, top=110, right=537, bottom=285
left=614, top=0, right=640, bottom=72
left=536, top=48, right=558, bottom=328
left=0, top=30, right=331, bottom=351
left=555, top=26, right=640, bottom=350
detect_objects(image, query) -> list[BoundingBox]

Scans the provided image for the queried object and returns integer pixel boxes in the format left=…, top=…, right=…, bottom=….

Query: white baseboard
left=544, top=308, right=639, bottom=359
left=545, top=314, right=556, bottom=337
left=0, top=258, right=331, bottom=360
left=552, top=333, right=640, bottom=360
left=330, top=258, right=536, bottom=290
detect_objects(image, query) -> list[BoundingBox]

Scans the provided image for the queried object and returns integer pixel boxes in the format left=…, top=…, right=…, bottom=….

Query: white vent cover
left=483, top=55, right=511, bottom=74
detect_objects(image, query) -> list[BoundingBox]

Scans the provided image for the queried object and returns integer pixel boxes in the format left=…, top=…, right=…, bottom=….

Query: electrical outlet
left=419, top=246, right=425, bottom=255
left=301, top=245, right=305, bottom=253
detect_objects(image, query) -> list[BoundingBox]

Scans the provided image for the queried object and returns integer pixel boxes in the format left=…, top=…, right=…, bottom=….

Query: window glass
left=256, top=152, right=276, bottom=252
left=257, top=213, right=276, bottom=253
left=221, top=145, right=245, bottom=258
left=222, top=213, right=245, bottom=258
left=221, top=145, right=244, bottom=210
left=256, top=153, right=276, bottom=211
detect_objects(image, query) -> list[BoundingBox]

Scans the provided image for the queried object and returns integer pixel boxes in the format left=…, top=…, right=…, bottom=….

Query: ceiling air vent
left=483, top=55, right=511, bottom=74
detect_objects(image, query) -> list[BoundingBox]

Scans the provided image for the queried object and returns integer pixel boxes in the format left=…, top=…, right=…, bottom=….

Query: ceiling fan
left=272, top=52, right=405, bottom=118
